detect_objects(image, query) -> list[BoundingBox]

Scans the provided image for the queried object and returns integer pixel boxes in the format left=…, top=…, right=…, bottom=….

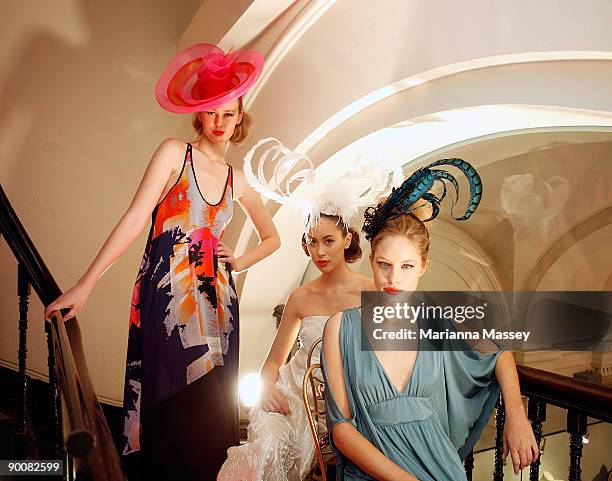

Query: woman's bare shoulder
left=288, top=284, right=306, bottom=300
left=323, top=310, right=344, bottom=338
left=153, top=138, right=187, bottom=169
left=298, top=277, right=329, bottom=296
left=289, top=282, right=323, bottom=306
left=354, top=273, right=375, bottom=291
left=288, top=281, right=325, bottom=314
left=230, top=164, right=253, bottom=198
left=285, top=284, right=308, bottom=308
left=231, top=162, right=245, bottom=175
left=342, top=271, right=375, bottom=293
left=157, top=137, right=186, bottom=152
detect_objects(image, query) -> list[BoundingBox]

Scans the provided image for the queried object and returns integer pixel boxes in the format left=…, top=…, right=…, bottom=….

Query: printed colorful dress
left=120, top=143, right=239, bottom=480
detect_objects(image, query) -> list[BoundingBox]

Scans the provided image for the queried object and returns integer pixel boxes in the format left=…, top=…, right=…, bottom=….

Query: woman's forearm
left=334, top=423, right=418, bottom=481
left=234, top=236, right=280, bottom=273
left=260, top=360, right=281, bottom=387
left=495, top=351, right=525, bottom=417
left=77, top=213, right=146, bottom=291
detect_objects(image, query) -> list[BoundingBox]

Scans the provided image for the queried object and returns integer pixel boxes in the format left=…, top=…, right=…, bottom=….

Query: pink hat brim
left=155, top=43, right=264, bottom=113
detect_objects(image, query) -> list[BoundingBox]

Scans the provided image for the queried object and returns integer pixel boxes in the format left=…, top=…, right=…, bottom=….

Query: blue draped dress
left=321, top=307, right=502, bottom=481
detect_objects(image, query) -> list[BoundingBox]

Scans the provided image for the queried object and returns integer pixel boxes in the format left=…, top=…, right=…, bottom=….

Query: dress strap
left=228, top=165, right=233, bottom=191
left=175, top=142, right=190, bottom=178
left=153, top=142, right=190, bottom=208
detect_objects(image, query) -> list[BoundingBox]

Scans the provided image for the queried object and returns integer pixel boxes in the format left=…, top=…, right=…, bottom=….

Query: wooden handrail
left=517, top=364, right=612, bottom=423
left=0, top=184, right=125, bottom=480
left=0, top=186, right=61, bottom=305
left=48, top=312, right=95, bottom=456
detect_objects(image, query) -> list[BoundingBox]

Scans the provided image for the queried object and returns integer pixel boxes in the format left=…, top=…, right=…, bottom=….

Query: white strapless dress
left=217, top=316, right=328, bottom=481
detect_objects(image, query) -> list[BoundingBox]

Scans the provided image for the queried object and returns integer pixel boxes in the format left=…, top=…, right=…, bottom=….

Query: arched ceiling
left=182, top=0, right=612, bottom=376
left=237, top=130, right=612, bottom=374
left=5, top=0, right=610, bottom=407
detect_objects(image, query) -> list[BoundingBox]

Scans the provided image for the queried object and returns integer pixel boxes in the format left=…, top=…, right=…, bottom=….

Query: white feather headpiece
left=243, top=137, right=402, bottom=232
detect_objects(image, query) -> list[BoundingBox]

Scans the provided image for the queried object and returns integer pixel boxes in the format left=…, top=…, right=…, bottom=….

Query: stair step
left=0, top=397, right=18, bottom=408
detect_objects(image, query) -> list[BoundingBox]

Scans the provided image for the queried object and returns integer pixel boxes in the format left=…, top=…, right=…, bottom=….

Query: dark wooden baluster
left=46, top=322, right=61, bottom=461
left=528, top=397, right=546, bottom=481
left=567, top=409, right=587, bottom=481
left=16, top=263, right=31, bottom=458
left=464, top=450, right=474, bottom=481
left=65, top=449, right=74, bottom=481
left=493, top=395, right=505, bottom=481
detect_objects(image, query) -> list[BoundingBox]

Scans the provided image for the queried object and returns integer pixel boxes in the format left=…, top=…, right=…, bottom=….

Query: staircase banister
left=1, top=183, right=126, bottom=480
left=517, top=364, right=612, bottom=422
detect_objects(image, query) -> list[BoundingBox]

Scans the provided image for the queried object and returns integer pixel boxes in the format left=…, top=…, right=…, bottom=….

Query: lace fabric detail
left=217, top=316, right=328, bottom=480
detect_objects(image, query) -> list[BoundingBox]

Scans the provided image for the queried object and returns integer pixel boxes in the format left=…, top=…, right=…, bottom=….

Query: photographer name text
left=372, top=327, right=530, bottom=341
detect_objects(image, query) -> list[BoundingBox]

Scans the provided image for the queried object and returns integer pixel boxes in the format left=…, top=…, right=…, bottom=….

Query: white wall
left=0, top=0, right=201, bottom=404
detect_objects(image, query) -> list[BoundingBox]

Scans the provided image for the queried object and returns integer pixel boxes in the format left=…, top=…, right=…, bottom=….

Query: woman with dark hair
left=218, top=139, right=397, bottom=480
left=46, top=44, right=280, bottom=480
left=218, top=214, right=371, bottom=480
left=322, top=160, right=539, bottom=481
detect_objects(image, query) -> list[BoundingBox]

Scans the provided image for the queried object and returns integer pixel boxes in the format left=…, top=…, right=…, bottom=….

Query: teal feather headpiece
left=362, top=158, right=483, bottom=241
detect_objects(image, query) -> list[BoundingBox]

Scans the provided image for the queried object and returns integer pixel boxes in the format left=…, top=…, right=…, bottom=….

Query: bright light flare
left=239, top=372, right=263, bottom=407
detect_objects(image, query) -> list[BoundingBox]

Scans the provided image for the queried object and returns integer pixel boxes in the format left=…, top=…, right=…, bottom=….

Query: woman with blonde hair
left=46, top=44, right=280, bottom=481
left=322, top=159, right=539, bottom=480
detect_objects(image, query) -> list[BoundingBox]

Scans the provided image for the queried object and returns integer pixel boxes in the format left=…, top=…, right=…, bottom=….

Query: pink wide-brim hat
left=155, top=43, right=264, bottom=113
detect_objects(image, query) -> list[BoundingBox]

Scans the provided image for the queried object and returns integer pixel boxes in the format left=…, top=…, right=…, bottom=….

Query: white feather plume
left=243, top=138, right=402, bottom=232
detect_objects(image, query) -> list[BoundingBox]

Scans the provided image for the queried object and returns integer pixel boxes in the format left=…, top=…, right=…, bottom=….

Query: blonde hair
left=192, top=96, right=253, bottom=145
left=370, top=207, right=430, bottom=264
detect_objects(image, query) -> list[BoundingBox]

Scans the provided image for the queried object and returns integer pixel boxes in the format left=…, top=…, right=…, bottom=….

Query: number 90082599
left=0, top=460, right=63, bottom=475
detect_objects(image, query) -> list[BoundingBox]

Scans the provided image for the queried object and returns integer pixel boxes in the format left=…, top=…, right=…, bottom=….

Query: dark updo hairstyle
left=369, top=205, right=430, bottom=265
left=301, top=214, right=362, bottom=264
left=192, top=96, right=253, bottom=145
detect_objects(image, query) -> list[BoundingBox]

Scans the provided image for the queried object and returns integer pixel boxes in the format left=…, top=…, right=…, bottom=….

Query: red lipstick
left=213, top=130, right=224, bottom=136
left=316, top=260, right=330, bottom=267
left=383, top=287, right=401, bottom=295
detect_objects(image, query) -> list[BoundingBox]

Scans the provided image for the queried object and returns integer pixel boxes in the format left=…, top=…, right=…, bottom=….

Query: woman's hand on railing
left=503, top=408, right=540, bottom=475
left=260, top=383, right=292, bottom=416
left=45, top=282, right=91, bottom=322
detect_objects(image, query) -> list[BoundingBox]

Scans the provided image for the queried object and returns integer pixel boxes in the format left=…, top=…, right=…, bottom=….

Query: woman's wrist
left=77, top=276, right=96, bottom=293
left=504, top=399, right=527, bottom=419
left=260, top=363, right=280, bottom=387
left=235, top=256, right=250, bottom=273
